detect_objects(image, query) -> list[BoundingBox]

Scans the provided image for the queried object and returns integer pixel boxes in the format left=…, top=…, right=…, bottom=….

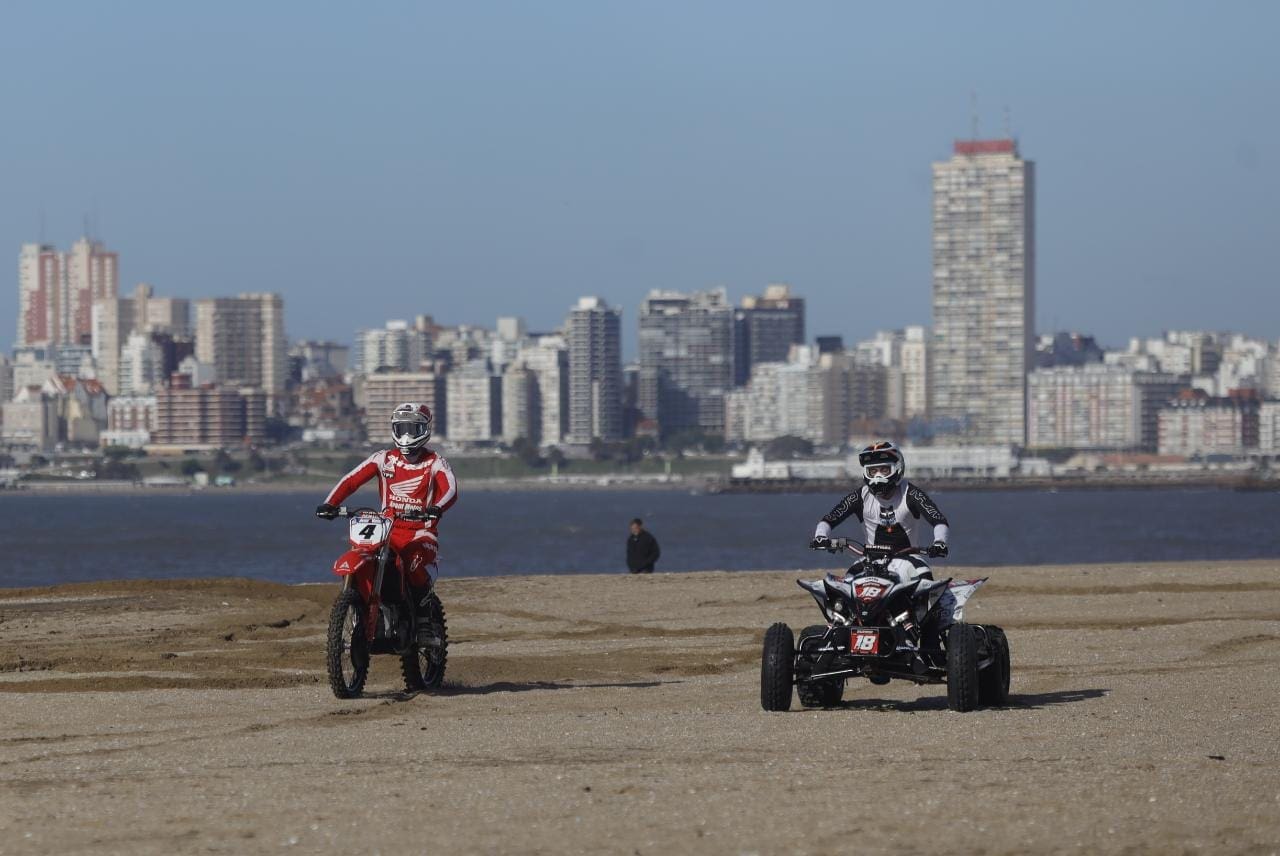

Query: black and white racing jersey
left=816, top=480, right=950, bottom=550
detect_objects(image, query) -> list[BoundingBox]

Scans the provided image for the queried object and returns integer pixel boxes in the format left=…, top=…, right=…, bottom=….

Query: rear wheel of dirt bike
left=797, top=677, right=845, bottom=708
left=401, top=593, right=448, bottom=691
left=760, top=623, right=795, bottom=712
left=327, top=588, right=369, bottom=699
left=946, top=622, right=981, bottom=712
left=978, top=625, right=1011, bottom=707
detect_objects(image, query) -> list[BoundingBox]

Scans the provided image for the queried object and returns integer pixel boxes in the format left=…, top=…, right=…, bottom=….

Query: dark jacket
left=627, top=530, right=661, bottom=573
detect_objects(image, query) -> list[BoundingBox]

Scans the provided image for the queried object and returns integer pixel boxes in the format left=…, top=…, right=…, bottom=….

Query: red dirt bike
left=321, top=506, right=447, bottom=699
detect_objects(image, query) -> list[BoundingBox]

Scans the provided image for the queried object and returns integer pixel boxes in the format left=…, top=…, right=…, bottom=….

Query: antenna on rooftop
left=970, top=91, right=980, bottom=140
left=1003, top=105, right=1012, bottom=140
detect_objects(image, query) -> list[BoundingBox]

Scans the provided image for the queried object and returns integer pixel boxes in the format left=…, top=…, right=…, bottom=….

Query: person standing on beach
left=315, top=402, right=457, bottom=611
left=627, top=518, right=661, bottom=574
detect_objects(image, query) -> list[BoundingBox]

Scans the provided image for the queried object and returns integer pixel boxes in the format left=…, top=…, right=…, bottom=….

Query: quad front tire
left=760, top=623, right=795, bottom=711
left=946, top=622, right=981, bottom=712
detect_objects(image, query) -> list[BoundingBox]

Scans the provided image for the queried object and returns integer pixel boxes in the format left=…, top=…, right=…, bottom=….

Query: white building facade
left=931, top=139, right=1034, bottom=445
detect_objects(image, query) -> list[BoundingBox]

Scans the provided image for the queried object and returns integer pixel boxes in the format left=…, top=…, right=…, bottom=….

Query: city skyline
left=1, top=3, right=1276, bottom=356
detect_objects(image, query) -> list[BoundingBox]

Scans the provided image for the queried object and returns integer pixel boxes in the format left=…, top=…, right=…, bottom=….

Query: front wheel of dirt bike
left=401, top=593, right=448, bottom=691
left=978, top=625, right=1011, bottom=707
left=946, top=622, right=980, bottom=712
left=760, top=622, right=795, bottom=712
left=327, top=588, right=369, bottom=699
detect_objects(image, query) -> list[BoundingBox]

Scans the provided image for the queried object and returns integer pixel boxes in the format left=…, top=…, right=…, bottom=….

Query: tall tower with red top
left=930, top=138, right=1035, bottom=446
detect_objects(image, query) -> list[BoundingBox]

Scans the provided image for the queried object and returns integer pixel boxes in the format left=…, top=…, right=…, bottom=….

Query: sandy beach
left=1, top=562, right=1278, bottom=855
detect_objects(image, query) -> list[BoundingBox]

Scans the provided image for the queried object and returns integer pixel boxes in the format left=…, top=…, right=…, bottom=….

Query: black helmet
left=858, top=441, right=904, bottom=497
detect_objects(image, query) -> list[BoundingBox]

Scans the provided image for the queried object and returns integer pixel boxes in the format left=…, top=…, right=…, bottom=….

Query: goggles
left=392, top=421, right=428, bottom=440
left=864, top=463, right=894, bottom=478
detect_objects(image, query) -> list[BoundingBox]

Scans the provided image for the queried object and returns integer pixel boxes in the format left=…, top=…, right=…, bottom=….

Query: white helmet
left=858, top=441, right=904, bottom=497
left=391, top=402, right=432, bottom=454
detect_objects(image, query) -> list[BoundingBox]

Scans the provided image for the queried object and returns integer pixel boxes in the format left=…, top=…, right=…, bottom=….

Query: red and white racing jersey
left=324, top=448, right=458, bottom=542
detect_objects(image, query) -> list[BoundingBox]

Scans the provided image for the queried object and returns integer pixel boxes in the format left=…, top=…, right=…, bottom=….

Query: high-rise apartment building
left=152, top=378, right=266, bottom=450
left=63, top=238, right=119, bottom=345
left=446, top=359, right=501, bottom=442
left=852, top=326, right=929, bottom=421
left=1027, top=366, right=1184, bottom=451
left=1259, top=401, right=1280, bottom=456
left=194, top=293, right=287, bottom=398
left=733, top=284, right=805, bottom=386
left=91, top=284, right=191, bottom=395
left=0, top=355, right=13, bottom=405
left=900, top=326, right=929, bottom=419
left=17, top=244, right=61, bottom=348
left=354, top=318, right=433, bottom=375
left=931, top=139, right=1035, bottom=445
left=17, top=238, right=118, bottom=350
left=361, top=371, right=446, bottom=443
left=118, top=333, right=165, bottom=396
left=1157, top=391, right=1260, bottom=457
left=566, top=297, right=622, bottom=443
left=513, top=335, right=569, bottom=446
left=638, top=288, right=734, bottom=437
left=291, top=340, right=350, bottom=382
left=501, top=363, right=535, bottom=444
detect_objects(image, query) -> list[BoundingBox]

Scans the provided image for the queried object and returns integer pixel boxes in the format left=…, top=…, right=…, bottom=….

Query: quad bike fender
left=946, top=578, right=988, bottom=622
left=797, top=578, right=830, bottom=613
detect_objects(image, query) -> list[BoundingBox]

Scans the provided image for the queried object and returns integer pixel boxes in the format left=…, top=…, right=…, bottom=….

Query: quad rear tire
left=795, top=624, right=845, bottom=707
left=978, top=625, right=1010, bottom=706
left=401, top=593, right=448, bottom=692
left=797, top=678, right=844, bottom=708
left=946, top=622, right=981, bottom=712
left=327, top=588, right=370, bottom=699
left=760, top=623, right=795, bottom=711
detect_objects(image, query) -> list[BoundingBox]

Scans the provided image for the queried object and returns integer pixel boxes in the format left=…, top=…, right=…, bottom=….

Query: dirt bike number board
left=851, top=629, right=879, bottom=654
left=348, top=513, right=390, bottom=547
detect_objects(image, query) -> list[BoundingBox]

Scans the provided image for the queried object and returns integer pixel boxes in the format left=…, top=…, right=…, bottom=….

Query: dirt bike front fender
left=333, top=550, right=377, bottom=581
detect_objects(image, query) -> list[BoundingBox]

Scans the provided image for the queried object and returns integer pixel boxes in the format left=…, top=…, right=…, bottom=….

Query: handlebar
left=330, top=506, right=433, bottom=522
left=812, top=538, right=925, bottom=558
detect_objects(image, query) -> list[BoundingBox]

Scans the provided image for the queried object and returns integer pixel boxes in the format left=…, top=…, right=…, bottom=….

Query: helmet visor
left=392, top=421, right=428, bottom=440
left=858, top=449, right=898, bottom=467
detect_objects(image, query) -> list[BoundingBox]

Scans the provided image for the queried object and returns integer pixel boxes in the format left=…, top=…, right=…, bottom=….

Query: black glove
left=809, top=535, right=831, bottom=551
left=315, top=503, right=339, bottom=520
left=424, top=505, right=443, bottom=523
left=927, top=541, right=949, bottom=558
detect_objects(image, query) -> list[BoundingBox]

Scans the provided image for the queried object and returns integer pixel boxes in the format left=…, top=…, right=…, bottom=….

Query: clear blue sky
left=2, top=1, right=1276, bottom=356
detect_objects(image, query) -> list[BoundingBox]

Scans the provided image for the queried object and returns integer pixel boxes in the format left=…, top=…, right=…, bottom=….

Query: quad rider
left=315, top=403, right=457, bottom=611
left=810, top=441, right=955, bottom=631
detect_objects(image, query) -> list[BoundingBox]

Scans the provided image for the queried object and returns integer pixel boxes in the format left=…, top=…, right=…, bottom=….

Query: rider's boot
left=409, top=581, right=432, bottom=615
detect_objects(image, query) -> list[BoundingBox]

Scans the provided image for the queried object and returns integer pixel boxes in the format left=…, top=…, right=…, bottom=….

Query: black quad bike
left=760, top=539, right=1010, bottom=712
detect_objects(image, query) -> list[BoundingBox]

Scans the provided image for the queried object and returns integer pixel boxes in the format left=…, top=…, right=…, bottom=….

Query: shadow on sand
left=439, top=679, right=675, bottom=696
left=835, top=687, right=1108, bottom=713
left=339, top=679, right=677, bottom=703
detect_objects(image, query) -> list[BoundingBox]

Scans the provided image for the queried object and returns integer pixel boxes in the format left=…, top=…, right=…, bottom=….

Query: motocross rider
left=810, top=441, right=956, bottom=627
left=315, top=403, right=457, bottom=609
